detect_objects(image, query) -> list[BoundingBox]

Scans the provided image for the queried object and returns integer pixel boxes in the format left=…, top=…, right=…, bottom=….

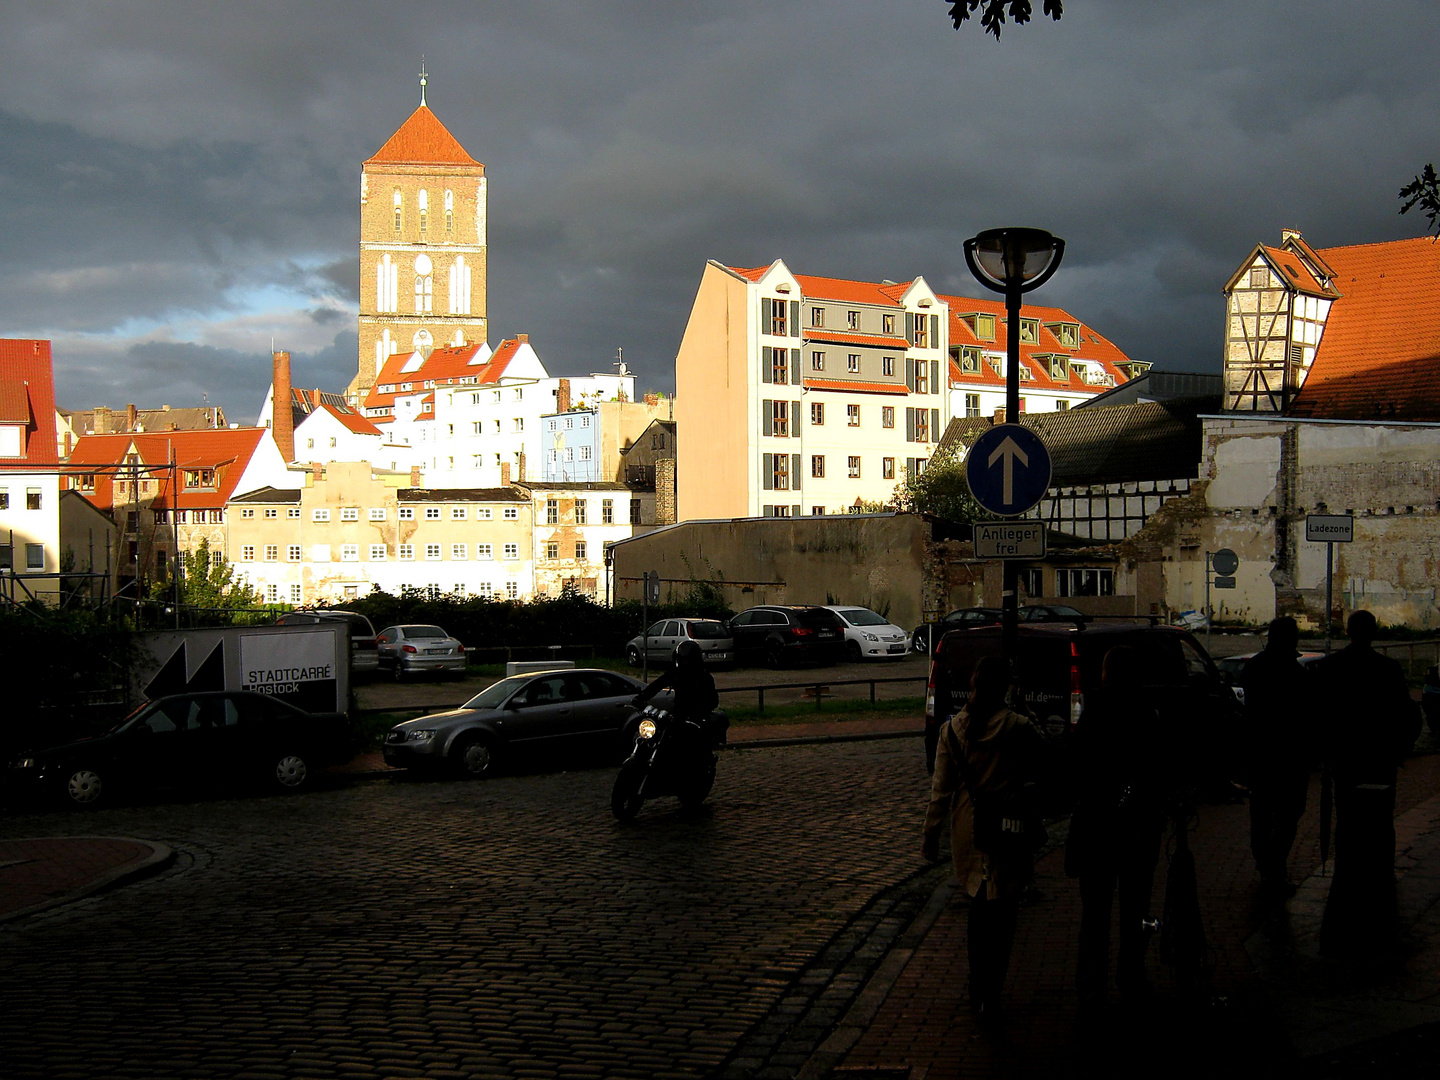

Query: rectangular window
left=266, top=583, right=279, bottom=603
left=912, top=316, right=929, bottom=348
left=771, top=400, right=790, bottom=437
left=1249, top=267, right=1269, bottom=288
left=882, top=457, right=895, bottom=480
left=399, top=544, right=414, bottom=560
left=811, top=306, right=824, bottom=327
left=847, top=354, right=860, bottom=374
left=241, top=545, right=255, bottom=561
left=264, top=545, right=279, bottom=562
left=0, top=544, right=10, bottom=568
left=477, top=543, right=493, bottom=559
left=914, top=362, right=929, bottom=394
left=287, top=507, right=300, bottom=519
left=240, top=508, right=254, bottom=519
left=263, top=508, right=277, bottom=520
left=847, top=404, right=860, bottom=427
left=289, top=584, right=302, bottom=604
left=506, top=581, right=519, bottom=599
left=1057, top=568, right=1115, bottom=597
left=312, top=509, right=330, bottom=522
left=341, top=544, right=359, bottom=562
left=1049, top=355, right=1070, bottom=381
left=602, top=499, right=614, bottom=524
left=630, top=499, right=642, bottom=524
left=425, top=507, right=441, bottom=520
left=810, top=402, right=824, bottom=426
left=477, top=507, right=492, bottom=520
left=960, top=346, right=982, bottom=374
left=503, top=543, right=519, bottom=560
left=504, top=507, right=518, bottom=520
left=771, top=454, right=790, bottom=491
left=883, top=313, right=896, bottom=334
left=211, top=550, right=224, bottom=568
left=881, top=406, right=895, bottom=429
left=20, top=543, right=42, bottom=570
left=545, top=541, right=559, bottom=560
left=1019, top=569, right=1044, bottom=598
left=369, top=544, right=387, bottom=561
left=768, top=298, right=788, bottom=336
left=965, top=393, right=981, bottom=418
left=811, top=455, right=825, bottom=478
left=811, top=350, right=825, bottom=371
left=368, top=508, right=387, bottom=521
left=183, top=468, right=216, bottom=489
left=452, top=507, right=467, bottom=520
left=425, top=543, right=442, bottom=560
left=575, top=500, right=587, bottom=525
left=575, top=541, right=587, bottom=560
left=882, top=356, right=895, bottom=377
left=340, top=507, right=359, bottom=522
left=848, top=456, right=861, bottom=479
left=26, top=488, right=41, bottom=511
left=1056, top=399, right=1070, bottom=411
left=513, top=418, right=524, bottom=432
left=767, top=346, right=789, bottom=385
left=579, top=445, right=592, bottom=461
left=451, top=543, right=468, bottom=560
left=399, top=506, right=415, bottom=520
left=546, top=499, right=558, bottom=524
left=126, top=511, right=139, bottom=531
left=154, top=509, right=169, bottom=524
left=288, top=545, right=302, bottom=562
left=1019, top=318, right=1039, bottom=344
left=847, top=310, right=861, bottom=330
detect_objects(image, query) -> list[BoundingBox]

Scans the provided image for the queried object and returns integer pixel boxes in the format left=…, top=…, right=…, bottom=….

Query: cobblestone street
left=0, top=741, right=931, bottom=1079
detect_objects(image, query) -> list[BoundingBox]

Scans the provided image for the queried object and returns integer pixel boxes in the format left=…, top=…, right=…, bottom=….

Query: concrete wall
left=611, top=512, right=930, bottom=628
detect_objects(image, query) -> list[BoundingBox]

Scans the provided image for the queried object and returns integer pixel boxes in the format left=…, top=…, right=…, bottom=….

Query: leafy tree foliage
left=890, top=446, right=989, bottom=525
left=1399, top=164, right=1440, bottom=237
left=149, top=537, right=264, bottom=617
left=946, top=0, right=1064, bottom=38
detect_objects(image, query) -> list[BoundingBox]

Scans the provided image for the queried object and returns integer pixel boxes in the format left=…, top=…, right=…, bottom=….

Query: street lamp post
left=963, top=227, right=1065, bottom=673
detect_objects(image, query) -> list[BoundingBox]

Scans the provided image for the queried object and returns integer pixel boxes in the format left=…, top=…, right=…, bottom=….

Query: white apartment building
left=674, top=260, right=949, bottom=520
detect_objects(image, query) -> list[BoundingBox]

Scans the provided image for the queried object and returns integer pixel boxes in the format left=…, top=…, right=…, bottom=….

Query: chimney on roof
left=556, top=378, right=571, bottom=414
left=992, top=407, right=1006, bottom=425
left=1281, top=228, right=1303, bottom=243
left=500, top=462, right=511, bottom=487
left=409, top=465, right=422, bottom=487
left=644, top=392, right=659, bottom=407
left=126, top=403, right=137, bottom=431
left=516, top=334, right=528, bottom=344
left=313, top=463, right=325, bottom=481
left=517, top=451, right=526, bottom=482
left=272, top=351, right=295, bottom=464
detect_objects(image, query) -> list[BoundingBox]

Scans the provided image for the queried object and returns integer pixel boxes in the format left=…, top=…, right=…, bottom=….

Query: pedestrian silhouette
left=922, top=655, right=1045, bottom=1025
left=1317, top=610, right=1422, bottom=960
left=1242, top=616, right=1315, bottom=903
left=1066, top=645, right=1173, bottom=1015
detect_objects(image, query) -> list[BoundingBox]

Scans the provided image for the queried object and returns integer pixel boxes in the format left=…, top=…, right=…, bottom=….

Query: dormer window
left=1045, top=321, right=1081, bottom=348
left=1047, top=355, right=1070, bottom=381
left=960, top=313, right=997, bottom=341
left=184, top=468, right=216, bottom=490
left=959, top=346, right=982, bottom=374
left=1019, top=318, right=1039, bottom=344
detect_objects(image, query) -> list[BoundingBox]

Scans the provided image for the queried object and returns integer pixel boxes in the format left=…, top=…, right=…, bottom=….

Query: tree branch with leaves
left=1400, top=164, right=1440, bottom=238
left=946, top=0, right=1064, bottom=38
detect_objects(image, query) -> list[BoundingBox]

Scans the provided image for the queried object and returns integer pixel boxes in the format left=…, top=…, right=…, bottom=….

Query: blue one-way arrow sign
left=965, top=423, right=1052, bottom=517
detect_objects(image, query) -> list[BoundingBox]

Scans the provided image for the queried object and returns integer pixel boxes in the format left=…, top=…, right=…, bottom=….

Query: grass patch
left=723, top=695, right=924, bottom=726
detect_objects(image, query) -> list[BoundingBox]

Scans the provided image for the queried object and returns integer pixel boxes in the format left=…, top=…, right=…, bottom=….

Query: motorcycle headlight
left=637, top=719, right=657, bottom=739
left=406, top=729, right=437, bottom=742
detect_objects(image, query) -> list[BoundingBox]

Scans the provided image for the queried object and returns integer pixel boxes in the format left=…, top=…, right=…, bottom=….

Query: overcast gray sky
left=1, top=1, right=1433, bottom=422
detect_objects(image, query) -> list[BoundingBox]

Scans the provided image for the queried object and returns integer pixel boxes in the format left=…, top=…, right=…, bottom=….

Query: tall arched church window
left=414, top=253, right=433, bottom=313
left=376, top=253, right=398, bottom=313
left=449, top=256, right=472, bottom=315
left=418, top=189, right=428, bottom=235
left=444, top=190, right=454, bottom=235
left=393, top=191, right=403, bottom=235
left=376, top=328, right=397, bottom=369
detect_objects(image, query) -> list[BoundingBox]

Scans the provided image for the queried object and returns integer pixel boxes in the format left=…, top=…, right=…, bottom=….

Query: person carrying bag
left=923, top=655, right=1046, bottom=1024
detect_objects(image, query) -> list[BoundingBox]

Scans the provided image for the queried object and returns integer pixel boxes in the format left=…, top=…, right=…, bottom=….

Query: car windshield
left=112, top=700, right=158, bottom=733
left=461, top=676, right=530, bottom=711
left=685, top=621, right=728, bottom=639
left=797, top=608, right=841, bottom=629
left=837, top=608, right=888, bottom=627
left=405, top=626, right=447, bottom=639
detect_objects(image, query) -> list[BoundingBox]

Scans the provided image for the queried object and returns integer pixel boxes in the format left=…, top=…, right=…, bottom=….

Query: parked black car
left=383, top=668, right=646, bottom=778
left=5, top=691, right=353, bottom=809
left=276, top=609, right=380, bottom=677
left=910, top=604, right=1087, bottom=653
left=727, top=605, right=846, bottom=667
left=922, top=621, right=1241, bottom=786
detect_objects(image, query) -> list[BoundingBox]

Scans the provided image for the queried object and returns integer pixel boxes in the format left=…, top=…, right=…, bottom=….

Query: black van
left=923, top=621, right=1242, bottom=781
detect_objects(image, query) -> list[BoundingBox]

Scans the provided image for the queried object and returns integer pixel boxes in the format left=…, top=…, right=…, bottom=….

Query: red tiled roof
left=805, top=330, right=910, bottom=350
left=803, top=379, right=910, bottom=395
left=0, top=339, right=57, bottom=465
left=365, top=106, right=482, bottom=168
left=320, top=402, right=383, bottom=437
left=1260, top=246, right=1333, bottom=296
left=726, top=265, right=911, bottom=307
left=363, top=341, right=510, bottom=413
left=1288, top=236, right=1440, bottom=420
left=67, top=428, right=268, bottom=511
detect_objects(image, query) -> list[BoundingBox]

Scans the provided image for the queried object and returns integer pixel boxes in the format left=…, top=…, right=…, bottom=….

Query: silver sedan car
left=625, top=618, right=734, bottom=667
left=376, top=624, right=467, bottom=680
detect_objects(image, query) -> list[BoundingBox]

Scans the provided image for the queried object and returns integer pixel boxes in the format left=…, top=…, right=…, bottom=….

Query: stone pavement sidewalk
left=820, top=752, right=1440, bottom=1078
left=0, top=836, right=173, bottom=923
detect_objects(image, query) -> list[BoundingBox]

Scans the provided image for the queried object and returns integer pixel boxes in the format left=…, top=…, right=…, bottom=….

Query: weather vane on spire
left=419, top=57, right=428, bottom=107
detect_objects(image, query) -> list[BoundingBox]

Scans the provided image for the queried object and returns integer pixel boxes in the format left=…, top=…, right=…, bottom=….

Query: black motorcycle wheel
left=611, top=759, right=646, bottom=822
left=678, top=759, right=716, bottom=810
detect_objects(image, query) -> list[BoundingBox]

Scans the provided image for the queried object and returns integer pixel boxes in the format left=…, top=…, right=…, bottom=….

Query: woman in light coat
left=923, top=655, right=1044, bottom=1022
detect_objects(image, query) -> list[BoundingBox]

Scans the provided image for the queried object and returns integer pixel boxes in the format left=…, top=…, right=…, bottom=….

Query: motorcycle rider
left=633, top=639, right=724, bottom=741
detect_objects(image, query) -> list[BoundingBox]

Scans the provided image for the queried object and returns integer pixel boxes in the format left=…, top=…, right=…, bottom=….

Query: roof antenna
left=419, top=57, right=428, bottom=107
left=615, top=347, right=628, bottom=378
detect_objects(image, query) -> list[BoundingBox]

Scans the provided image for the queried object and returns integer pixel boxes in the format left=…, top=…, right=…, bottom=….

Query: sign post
left=1306, top=514, right=1354, bottom=653
left=1206, top=548, right=1239, bottom=653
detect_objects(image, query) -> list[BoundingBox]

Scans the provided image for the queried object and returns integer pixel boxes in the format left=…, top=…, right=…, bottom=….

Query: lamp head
left=964, top=227, right=1065, bottom=295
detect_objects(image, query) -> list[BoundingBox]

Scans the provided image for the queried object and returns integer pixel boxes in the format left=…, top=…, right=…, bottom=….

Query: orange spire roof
left=365, top=106, right=482, bottom=168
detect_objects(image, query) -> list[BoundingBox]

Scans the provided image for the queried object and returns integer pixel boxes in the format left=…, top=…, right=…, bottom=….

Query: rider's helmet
left=673, top=639, right=703, bottom=667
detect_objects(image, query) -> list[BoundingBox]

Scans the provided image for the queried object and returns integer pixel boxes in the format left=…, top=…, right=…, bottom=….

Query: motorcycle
left=610, top=702, right=727, bottom=822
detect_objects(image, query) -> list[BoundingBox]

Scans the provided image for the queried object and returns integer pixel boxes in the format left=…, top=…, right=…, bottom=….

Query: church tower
left=351, top=68, right=487, bottom=401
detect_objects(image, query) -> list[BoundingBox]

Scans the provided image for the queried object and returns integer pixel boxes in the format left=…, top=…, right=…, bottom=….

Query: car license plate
left=709, top=652, right=730, bottom=661
left=818, top=631, right=836, bottom=638
left=888, top=645, right=905, bottom=653
left=425, top=648, right=446, bottom=655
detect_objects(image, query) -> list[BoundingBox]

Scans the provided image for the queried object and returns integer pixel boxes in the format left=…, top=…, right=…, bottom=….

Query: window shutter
left=931, top=409, right=940, bottom=442
left=790, top=300, right=800, bottom=337
left=907, top=457, right=917, bottom=477
left=761, top=346, right=772, bottom=384
left=792, top=400, right=802, bottom=437
left=790, top=348, right=801, bottom=385
left=792, top=504, right=801, bottom=517
left=762, top=400, right=773, bottom=437
left=791, top=454, right=801, bottom=489
left=930, top=314, right=940, bottom=349
left=762, top=453, right=774, bottom=490
left=905, top=408, right=915, bottom=442
left=760, top=296, right=768, bottom=335
left=905, top=358, right=916, bottom=392
left=905, top=312, right=915, bottom=344
left=930, top=360, right=940, bottom=394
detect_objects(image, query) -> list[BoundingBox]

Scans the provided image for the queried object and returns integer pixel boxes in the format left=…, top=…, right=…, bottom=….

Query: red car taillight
left=1068, top=641, right=1083, bottom=727
left=402, top=645, right=418, bottom=654
left=792, top=627, right=813, bottom=637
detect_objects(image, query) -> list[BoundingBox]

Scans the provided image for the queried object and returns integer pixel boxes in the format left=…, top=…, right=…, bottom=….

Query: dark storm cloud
left=0, top=1, right=1435, bottom=412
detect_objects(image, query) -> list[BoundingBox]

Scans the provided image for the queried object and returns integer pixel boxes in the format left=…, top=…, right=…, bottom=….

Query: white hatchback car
left=824, top=606, right=911, bottom=661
